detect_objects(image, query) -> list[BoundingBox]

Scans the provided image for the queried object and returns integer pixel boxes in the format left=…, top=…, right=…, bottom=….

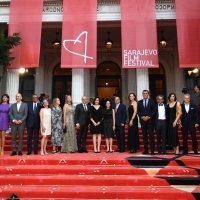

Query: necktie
left=34, top=103, right=37, bottom=114
left=144, top=100, right=147, bottom=108
left=115, top=105, right=118, bottom=113
left=159, top=103, right=163, bottom=106
left=84, top=104, right=87, bottom=111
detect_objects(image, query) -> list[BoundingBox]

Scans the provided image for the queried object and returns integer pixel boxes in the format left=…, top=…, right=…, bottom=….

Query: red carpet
left=0, top=129, right=200, bottom=199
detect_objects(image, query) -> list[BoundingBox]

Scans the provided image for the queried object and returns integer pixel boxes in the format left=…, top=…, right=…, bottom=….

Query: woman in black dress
left=127, top=93, right=139, bottom=153
left=90, top=97, right=104, bottom=153
left=103, top=101, right=115, bottom=153
left=166, top=93, right=182, bottom=154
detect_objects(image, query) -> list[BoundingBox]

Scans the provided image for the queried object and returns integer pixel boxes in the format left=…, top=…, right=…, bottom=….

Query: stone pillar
left=127, top=68, right=136, bottom=94
left=72, top=68, right=90, bottom=105
left=136, top=68, right=149, bottom=100
left=6, top=69, right=19, bottom=103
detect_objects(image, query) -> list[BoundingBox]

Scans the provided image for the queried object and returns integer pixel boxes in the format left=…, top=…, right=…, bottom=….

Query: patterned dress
left=51, top=107, right=63, bottom=146
left=0, top=103, right=10, bottom=130
left=61, top=104, right=78, bottom=152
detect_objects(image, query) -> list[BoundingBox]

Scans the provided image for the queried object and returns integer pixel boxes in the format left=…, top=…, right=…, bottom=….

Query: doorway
left=52, top=64, right=72, bottom=107
left=96, top=61, right=121, bottom=101
left=149, top=64, right=166, bottom=101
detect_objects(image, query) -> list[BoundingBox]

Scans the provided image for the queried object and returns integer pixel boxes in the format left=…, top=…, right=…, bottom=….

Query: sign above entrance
left=176, top=0, right=200, bottom=68
left=61, top=0, right=97, bottom=68
left=121, top=0, right=159, bottom=68
left=8, top=0, right=43, bottom=69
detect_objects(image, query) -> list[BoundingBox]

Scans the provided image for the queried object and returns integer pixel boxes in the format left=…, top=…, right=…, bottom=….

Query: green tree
left=0, top=30, right=21, bottom=67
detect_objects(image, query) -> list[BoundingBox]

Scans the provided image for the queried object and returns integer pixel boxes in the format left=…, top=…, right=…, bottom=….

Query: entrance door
left=96, top=61, right=121, bottom=101
left=52, top=64, right=72, bottom=107
left=149, top=64, right=166, bottom=101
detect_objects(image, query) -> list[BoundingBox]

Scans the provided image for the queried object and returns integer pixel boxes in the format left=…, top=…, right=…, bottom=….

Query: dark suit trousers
left=115, top=125, right=125, bottom=151
left=77, top=125, right=88, bottom=150
left=11, top=124, right=25, bottom=152
left=27, top=127, right=39, bottom=153
left=156, top=120, right=167, bottom=151
left=182, top=125, right=198, bottom=152
left=141, top=121, right=154, bottom=152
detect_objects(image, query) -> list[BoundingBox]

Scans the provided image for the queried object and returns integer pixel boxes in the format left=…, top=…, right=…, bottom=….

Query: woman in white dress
left=40, top=100, right=51, bottom=155
left=61, top=95, right=78, bottom=153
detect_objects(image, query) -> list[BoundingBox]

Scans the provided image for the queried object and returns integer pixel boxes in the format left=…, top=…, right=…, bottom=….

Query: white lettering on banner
left=123, top=49, right=158, bottom=67
left=63, top=31, right=93, bottom=64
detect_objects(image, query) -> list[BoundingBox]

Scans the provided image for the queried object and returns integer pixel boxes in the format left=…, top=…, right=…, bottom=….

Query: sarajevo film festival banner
left=121, top=0, right=158, bottom=68
left=8, top=0, right=43, bottom=69
left=61, top=0, right=97, bottom=68
left=176, top=0, right=200, bottom=68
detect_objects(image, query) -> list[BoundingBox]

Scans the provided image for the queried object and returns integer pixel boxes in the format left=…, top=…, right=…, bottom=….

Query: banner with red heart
left=61, top=0, right=97, bottom=68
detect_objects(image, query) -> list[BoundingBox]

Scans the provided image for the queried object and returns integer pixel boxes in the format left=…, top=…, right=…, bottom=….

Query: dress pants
left=77, top=125, right=88, bottom=150
left=156, top=120, right=167, bottom=152
left=141, top=121, right=154, bottom=152
left=11, top=124, right=25, bottom=152
left=115, top=125, right=125, bottom=151
left=27, top=127, right=39, bottom=153
left=182, top=125, right=198, bottom=152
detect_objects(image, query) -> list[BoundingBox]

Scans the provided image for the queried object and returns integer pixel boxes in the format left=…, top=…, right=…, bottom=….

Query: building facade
left=0, top=0, right=198, bottom=105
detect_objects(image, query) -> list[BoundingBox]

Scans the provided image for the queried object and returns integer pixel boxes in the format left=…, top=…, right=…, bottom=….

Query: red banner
left=61, top=0, right=97, bottom=68
left=176, top=0, right=200, bottom=68
left=121, top=0, right=158, bottom=68
left=8, top=0, right=43, bottom=69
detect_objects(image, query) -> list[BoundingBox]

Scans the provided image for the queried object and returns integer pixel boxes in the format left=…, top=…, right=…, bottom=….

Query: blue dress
left=0, top=103, right=10, bottom=130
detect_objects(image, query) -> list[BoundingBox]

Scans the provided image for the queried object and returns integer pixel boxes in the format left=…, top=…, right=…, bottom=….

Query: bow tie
left=159, top=103, right=163, bottom=106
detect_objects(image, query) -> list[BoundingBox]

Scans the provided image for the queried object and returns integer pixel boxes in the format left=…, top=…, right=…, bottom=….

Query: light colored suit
left=9, top=102, right=28, bottom=152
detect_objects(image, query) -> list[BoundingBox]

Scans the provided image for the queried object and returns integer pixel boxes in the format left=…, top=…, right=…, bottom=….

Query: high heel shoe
left=175, top=146, right=179, bottom=155
left=44, top=150, right=48, bottom=155
left=40, top=150, right=44, bottom=155
left=0, top=151, right=4, bottom=156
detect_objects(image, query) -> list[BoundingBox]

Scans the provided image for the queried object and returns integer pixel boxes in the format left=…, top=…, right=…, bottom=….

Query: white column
left=72, top=68, right=90, bottom=105
left=90, top=69, right=96, bottom=98
left=136, top=68, right=149, bottom=100
left=6, top=69, right=19, bottom=103
left=127, top=68, right=136, bottom=94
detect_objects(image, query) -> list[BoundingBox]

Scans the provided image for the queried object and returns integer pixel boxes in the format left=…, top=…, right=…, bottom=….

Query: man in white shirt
left=155, top=95, right=167, bottom=154
left=9, top=93, right=28, bottom=156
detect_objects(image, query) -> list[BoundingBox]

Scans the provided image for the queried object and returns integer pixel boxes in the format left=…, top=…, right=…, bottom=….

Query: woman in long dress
left=127, top=93, right=139, bottom=153
left=103, top=100, right=115, bottom=153
left=90, top=97, right=104, bottom=153
left=40, top=99, right=51, bottom=155
left=0, top=94, right=10, bottom=156
left=166, top=93, right=182, bottom=154
left=51, top=98, right=63, bottom=154
left=61, top=95, right=78, bottom=153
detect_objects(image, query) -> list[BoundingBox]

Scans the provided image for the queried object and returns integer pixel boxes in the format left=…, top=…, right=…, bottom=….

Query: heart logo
left=63, top=31, right=93, bottom=64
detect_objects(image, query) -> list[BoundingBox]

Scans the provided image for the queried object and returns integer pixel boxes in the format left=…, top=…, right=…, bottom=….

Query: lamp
left=52, top=32, right=61, bottom=51
left=105, top=32, right=113, bottom=51
left=159, top=31, right=167, bottom=49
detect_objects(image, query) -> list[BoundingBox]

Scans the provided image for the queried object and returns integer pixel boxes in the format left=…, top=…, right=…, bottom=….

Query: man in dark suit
left=75, top=96, right=90, bottom=153
left=115, top=96, right=126, bottom=152
left=181, top=94, right=199, bottom=154
left=26, top=94, right=41, bottom=155
left=87, top=98, right=93, bottom=107
left=9, top=93, right=28, bottom=156
left=138, top=90, right=156, bottom=155
left=155, top=95, right=167, bottom=154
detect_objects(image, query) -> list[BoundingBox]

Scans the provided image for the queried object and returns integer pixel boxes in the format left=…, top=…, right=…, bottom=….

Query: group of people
left=0, top=87, right=199, bottom=156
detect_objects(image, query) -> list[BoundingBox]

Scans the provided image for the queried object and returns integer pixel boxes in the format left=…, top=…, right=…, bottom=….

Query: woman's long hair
left=1, top=94, right=10, bottom=104
left=128, top=93, right=138, bottom=105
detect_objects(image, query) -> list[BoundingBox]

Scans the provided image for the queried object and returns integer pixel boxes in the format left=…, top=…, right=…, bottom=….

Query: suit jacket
left=75, top=103, right=90, bottom=126
left=26, top=102, right=41, bottom=128
left=181, top=103, right=199, bottom=126
left=138, top=99, right=156, bottom=123
left=155, top=103, right=167, bottom=126
left=9, top=102, right=28, bottom=125
left=115, top=103, right=126, bottom=126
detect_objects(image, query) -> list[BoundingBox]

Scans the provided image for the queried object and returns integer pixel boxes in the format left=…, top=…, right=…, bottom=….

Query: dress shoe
left=115, top=149, right=120, bottom=152
left=27, top=152, right=31, bottom=155
left=82, top=149, right=88, bottom=153
left=34, top=152, right=38, bottom=155
left=10, top=152, right=16, bottom=156
left=97, top=151, right=101, bottom=153
left=182, top=151, right=188, bottom=155
left=119, top=150, right=125, bottom=153
left=194, top=151, right=199, bottom=154
left=162, top=151, right=167, bottom=154
left=151, top=152, right=155, bottom=155
left=129, top=150, right=134, bottom=154
left=158, top=150, right=162, bottom=154
left=78, top=150, right=83, bottom=153
left=142, top=151, right=148, bottom=155
left=18, top=151, right=23, bottom=156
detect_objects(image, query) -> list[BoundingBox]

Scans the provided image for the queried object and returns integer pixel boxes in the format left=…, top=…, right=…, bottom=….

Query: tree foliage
left=0, top=30, right=21, bottom=66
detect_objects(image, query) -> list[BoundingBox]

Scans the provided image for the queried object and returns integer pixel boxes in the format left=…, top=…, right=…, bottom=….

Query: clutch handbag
left=63, top=126, right=67, bottom=133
